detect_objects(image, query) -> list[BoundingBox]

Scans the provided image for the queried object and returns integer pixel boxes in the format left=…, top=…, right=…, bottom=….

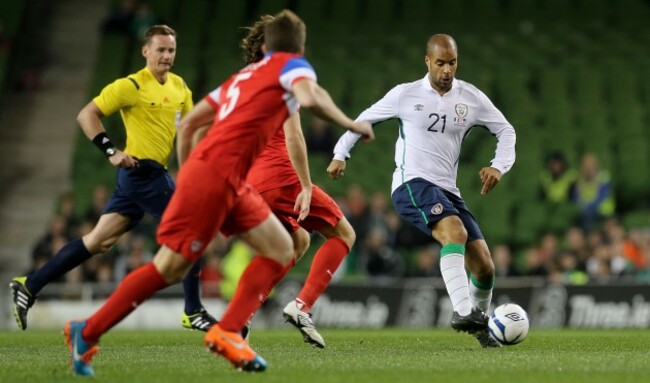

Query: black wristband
left=92, top=132, right=117, bottom=158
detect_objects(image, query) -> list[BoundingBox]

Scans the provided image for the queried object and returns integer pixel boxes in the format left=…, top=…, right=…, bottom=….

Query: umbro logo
left=414, top=104, right=424, bottom=111
left=505, top=313, right=525, bottom=321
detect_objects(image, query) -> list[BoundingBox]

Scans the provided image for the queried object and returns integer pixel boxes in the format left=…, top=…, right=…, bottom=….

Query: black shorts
left=103, top=159, right=175, bottom=230
left=391, top=177, right=483, bottom=243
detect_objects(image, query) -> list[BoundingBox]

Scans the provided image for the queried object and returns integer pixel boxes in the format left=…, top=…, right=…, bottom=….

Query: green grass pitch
left=1, top=328, right=648, bottom=382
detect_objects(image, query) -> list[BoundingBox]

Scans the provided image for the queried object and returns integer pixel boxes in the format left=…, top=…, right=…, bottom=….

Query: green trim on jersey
left=441, top=243, right=466, bottom=257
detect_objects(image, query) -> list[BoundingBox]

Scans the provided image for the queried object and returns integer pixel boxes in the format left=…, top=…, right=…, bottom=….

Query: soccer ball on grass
left=488, top=303, right=529, bottom=345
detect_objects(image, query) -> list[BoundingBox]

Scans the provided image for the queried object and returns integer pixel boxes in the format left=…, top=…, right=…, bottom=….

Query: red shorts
left=259, top=183, right=343, bottom=233
left=157, top=159, right=270, bottom=262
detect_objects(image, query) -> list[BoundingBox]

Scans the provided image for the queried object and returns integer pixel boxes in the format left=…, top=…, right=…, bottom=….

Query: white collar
left=421, top=74, right=458, bottom=94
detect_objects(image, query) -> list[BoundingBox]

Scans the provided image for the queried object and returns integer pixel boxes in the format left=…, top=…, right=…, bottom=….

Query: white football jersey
left=333, top=75, right=516, bottom=196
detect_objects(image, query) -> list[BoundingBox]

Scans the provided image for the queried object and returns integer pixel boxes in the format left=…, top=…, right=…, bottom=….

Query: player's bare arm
left=283, top=112, right=312, bottom=221
left=479, top=167, right=502, bottom=195
left=177, top=99, right=215, bottom=165
left=77, top=101, right=137, bottom=168
left=191, top=125, right=211, bottom=148
left=291, top=80, right=374, bottom=141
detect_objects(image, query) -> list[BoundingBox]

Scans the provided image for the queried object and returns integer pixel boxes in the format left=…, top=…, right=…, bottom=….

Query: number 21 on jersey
left=219, top=72, right=253, bottom=120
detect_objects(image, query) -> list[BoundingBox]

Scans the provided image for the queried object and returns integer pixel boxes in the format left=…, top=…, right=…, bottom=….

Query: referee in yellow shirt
left=10, top=25, right=216, bottom=332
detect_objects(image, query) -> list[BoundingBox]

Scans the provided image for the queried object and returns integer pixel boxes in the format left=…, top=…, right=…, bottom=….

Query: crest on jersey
left=455, top=103, right=468, bottom=118
left=414, top=104, right=424, bottom=111
left=431, top=203, right=444, bottom=215
left=454, top=103, right=468, bottom=126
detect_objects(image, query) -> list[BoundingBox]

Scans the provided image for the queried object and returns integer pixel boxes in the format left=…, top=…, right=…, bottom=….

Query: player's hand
left=327, top=160, right=346, bottom=180
left=109, top=150, right=138, bottom=168
left=349, top=121, right=374, bottom=142
left=294, top=185, right=312, bottom=222
left=479, top=167, right=502, bottom=195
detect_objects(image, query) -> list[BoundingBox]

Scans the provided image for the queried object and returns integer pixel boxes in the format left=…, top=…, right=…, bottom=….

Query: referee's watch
left=105, top=147, right=117, bottom=157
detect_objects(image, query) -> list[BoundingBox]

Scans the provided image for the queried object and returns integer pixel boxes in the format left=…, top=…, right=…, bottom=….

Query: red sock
left=83, top=263, right=168, bottom=343
left=298, top=237, right=349, bottom=310
left=218, top=256, right=285, bottom=332
left=261, top=258, right=295, bottom=302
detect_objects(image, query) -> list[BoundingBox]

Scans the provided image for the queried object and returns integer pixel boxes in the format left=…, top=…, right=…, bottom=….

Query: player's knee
left=433, top=216, right=467, bottom=244
left=277, top=240, right=294, bottom=265
left=152, top=246, right=194, bottom=284
left=293, top=230, right=311, bottom=262
left=342, top=228, right=356, bottom=249
left=266, top=232, right=294, bottom=266
left=82, top=234, right=117, bottom=254
left=334, top=219, right=356, bottom=249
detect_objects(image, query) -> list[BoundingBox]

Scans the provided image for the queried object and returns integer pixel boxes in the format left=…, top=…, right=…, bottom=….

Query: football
left=488, top=303, right=530, bottom=345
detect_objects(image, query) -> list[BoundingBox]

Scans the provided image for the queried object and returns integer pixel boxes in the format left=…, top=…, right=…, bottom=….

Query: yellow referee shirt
left=93, top=67, right=193, bottom=167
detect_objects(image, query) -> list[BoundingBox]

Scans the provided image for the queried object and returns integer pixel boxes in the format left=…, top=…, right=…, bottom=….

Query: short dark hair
left=143, top=24, right=176, bottom=45
left=264, top=10, right=305, bottom=54
left=241, top=15, right=275, bottom=64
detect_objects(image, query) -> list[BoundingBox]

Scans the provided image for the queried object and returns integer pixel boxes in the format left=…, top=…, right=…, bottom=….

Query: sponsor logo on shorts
left=431, top=203, right=444, bottom=215
left=190, top=240, right=203, bottom=253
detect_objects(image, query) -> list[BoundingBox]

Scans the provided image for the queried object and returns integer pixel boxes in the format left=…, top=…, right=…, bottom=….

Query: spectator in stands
left=56, top=192, right=81, bottom=238
left=305, top=116, right=338, bottom=155
left=537, top=232, right=559, bottom=268
left=520, top=245, right=550, bottom=277
left=586, top=245, right=613, bottom=282
left=539, top=151, right=577, bottom=204
left=392, top=213, right=434, bottom=248
left=61, top=265, right=84, bottom=300
left=200, top=236, right=230, bottom=298
left=219, top=240, right=254, bottom=301
left=624, top=228, right=649, bottom=270
left=342, top=184, right=370, bottom=255
left=368, top=191, right=390, bottom=233
left=408, top=245, right=440, bottom=277
left=551, top=251, right=588, bottom=285
left=563, top=226, right=589, bottom=271
left=101, top=0, right=137, bottom=35
left=571, top=153, right=615, bottom=231
left=492, top=244, right=520, bottom=277
left=130, top=2, right=159, bottom=40
left=95, top=260, right=115, bottom=283
left=361, top=227, right=404, bottom=278
left=113, top=234, right=153, bottom=281
left=31, top=215, right=70, bottom=274
left=602, top=218, right=639, bottom=270
left=84, top=184, right=110, bottom=224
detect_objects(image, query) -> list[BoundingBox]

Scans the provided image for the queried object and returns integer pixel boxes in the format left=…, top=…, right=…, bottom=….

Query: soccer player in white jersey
left=327, top=34, right=516, bottom=348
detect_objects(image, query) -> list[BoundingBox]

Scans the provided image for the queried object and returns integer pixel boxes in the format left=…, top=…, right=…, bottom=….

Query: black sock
left=26, top=238, right=93, bottom=295
left=182, top=258, right=203, bottom=314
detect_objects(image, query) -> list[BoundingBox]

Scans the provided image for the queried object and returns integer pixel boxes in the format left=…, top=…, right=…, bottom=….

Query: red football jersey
left=246, top=125, right=299, bottom=193
left=194, top=52, right=317, bottom=186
